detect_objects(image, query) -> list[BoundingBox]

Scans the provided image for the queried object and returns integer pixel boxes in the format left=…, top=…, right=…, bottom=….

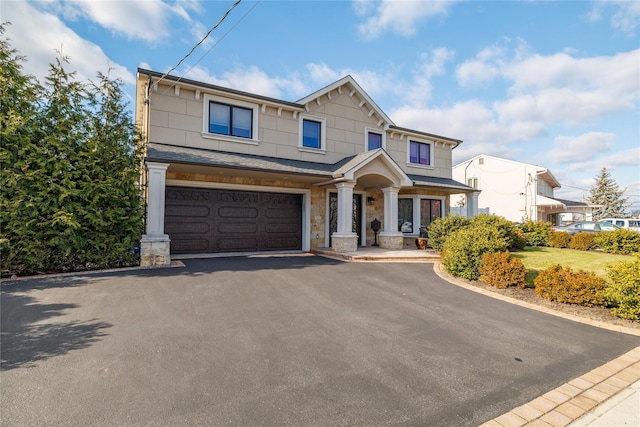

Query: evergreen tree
left=588, top=167, right=629, bottom=220
left=1, top=27, right=144, bottom=275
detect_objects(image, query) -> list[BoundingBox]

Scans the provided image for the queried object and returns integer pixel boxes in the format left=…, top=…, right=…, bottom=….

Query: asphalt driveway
left=2, top=255, right=639, bottom=426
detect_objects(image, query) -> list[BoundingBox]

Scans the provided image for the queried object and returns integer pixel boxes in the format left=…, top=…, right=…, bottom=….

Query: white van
left=598, top=218, right=640, bottom=232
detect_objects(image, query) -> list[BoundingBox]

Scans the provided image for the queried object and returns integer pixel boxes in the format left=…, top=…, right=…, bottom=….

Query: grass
left=511, top=246, right=631, bottom=287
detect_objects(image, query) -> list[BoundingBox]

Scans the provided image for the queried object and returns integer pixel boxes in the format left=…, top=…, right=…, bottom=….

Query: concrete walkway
left=313, top=246, right=640, bottom=427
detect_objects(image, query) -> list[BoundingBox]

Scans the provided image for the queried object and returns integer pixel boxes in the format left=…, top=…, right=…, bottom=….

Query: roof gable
left=297, top=75, right=394, bottom=128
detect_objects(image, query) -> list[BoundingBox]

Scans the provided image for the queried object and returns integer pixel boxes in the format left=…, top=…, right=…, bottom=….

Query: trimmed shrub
left=469, top=214, right=526, bottom=251
left=534, top=265, right=607, bottom=307
left=519, top=220, right=552, bottom=247
left=603, top=254, right=640, bottom=320
left=442, top=225, right=509, bottom=280
left=427, top=215, right=471, bottom=251
left=548, top=232, right=572, bottom=248
left=593, top=229, right=640, bottom=255
left=479, top=251, right=528, bottom=289
left=569, top=232, right=595, bottom=251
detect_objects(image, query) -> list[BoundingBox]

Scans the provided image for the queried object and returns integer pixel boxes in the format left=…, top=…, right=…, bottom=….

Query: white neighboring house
left=452, top=154, right=592, bottom=224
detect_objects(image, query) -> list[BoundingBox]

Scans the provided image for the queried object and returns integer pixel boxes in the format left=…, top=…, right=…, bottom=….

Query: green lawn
left=511, top=247, right=631, bottom=286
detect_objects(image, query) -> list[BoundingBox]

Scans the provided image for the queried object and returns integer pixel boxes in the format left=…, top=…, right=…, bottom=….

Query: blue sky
left=4, top=0, right=639, bottom=210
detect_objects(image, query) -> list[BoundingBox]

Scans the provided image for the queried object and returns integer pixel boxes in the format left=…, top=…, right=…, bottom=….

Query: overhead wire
left=154, top=0, right=244, bottom=90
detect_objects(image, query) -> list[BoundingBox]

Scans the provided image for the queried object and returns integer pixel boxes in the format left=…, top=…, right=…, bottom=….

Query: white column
left=335, top=181, right=356, bottom=235
left=146, top=162, right=170, bottom=236
left=466, top=191, right=480, bottom=218
left=381, top=186, right=400, bottom=234
left=140, top=162, right=171, bottom=267
left=331, top=181, right=358, bottom=253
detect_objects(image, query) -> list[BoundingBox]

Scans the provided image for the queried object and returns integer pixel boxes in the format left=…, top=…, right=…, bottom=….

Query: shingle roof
left=146, top=142, right=346, bottom=177
left=146, top=143, right=473, bottom=192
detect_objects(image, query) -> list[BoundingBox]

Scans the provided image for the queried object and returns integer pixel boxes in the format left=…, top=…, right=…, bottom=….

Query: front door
left=329, top=193, right=362, bottom=246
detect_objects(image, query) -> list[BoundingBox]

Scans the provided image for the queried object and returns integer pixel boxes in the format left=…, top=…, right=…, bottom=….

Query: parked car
left=598, top=218, right=640, bottom=233
left=551, top=221, right=620, bottom=235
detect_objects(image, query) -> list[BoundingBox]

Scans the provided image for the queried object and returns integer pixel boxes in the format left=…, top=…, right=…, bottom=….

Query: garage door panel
left=217, top=238, right=259, bottom=251
left=218, top=223, right=258, bottom=233
left=218, top=206, right=259, bottom=218
left=166, top=222, right=210, bottom=234
left=165, top=186, right=301, bottom=254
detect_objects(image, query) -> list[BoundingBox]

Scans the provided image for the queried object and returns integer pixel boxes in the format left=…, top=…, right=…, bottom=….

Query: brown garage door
left=165, top=187, right=302, bottom=254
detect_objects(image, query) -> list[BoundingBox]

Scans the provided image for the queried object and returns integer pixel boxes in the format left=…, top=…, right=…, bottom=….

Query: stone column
left=140, top=162, right=171, bottom=267
left=331, top=181, right=358, bottom=253
left=466, top=191, right=480, bottom=218
left=379, top=186, right=403, bottom=249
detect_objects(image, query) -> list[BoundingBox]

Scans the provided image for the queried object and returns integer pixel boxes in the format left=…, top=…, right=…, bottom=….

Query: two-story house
left=452, top=154, right=592, bottom=224
left=136, top=69, right=478, bottom=266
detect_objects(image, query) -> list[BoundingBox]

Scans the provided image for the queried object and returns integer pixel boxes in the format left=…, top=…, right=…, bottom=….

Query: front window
left=409, top=140, right=431, bottom=165
left=302, top=119, right=321, bottom=148
left=398, top=199, right=413, bottom=233
left=209, top=101, right=252, bottom=138
left=398, top=197, right=443, bottom=234
left=367, top=132, right=382, bottom=150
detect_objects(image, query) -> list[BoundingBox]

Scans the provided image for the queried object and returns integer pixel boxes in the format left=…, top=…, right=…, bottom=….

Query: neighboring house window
left=467, top=177, right=479, bottom=189
left=398, top=196, right=444, bottom=234
left=409, top=140, right=431, bottom=166
left=209, top=101, right=252, bottom=138
left=366, top=130, right=383, bottom=151
left=478, top=157, right=484, bottom=165
left=299, top=115, right=326, bottom=151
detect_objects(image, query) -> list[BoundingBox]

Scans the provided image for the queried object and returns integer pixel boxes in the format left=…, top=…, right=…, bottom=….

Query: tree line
left=1, top=24, right=144, bottom=276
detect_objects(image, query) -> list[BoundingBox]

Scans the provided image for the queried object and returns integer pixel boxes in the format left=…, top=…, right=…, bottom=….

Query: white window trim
left=364, top=127, right=386, bottom=151
left=467, top=177, right=480, bottom=190
left=202, top=93, right=260, bottom=144
left=406, top=138, right=435, bottom=170
left=299, top=114, right=326, bottom=154
left=398, top=195, right=446, bottom=236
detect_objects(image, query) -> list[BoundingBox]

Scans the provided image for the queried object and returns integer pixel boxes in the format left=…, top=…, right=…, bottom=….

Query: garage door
left=165, top=187, right=302, bottom=254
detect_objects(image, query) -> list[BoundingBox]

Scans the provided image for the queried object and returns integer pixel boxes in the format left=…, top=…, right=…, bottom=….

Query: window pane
left=231, top=106, right=252, bottom=138
left=398, top=199, right=413, bottom=233
left=209, top=102, right=230, bottom=135
left=419, top=143, right=430, bottom=164
left=409, top=141, right=418, bottom=163
left=303, top=120, right=321, bottom=148
left=420, top=199, right=431, bottom=229
left=430, top=199, right=441, bottom=222
left=368, top=132, right=382, bottom=150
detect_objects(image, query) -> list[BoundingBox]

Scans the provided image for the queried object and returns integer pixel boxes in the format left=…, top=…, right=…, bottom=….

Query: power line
left=155, top=0, right=243, bottom=88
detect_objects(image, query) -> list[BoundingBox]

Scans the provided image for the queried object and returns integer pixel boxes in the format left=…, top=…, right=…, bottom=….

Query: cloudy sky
left=4, top=0, right=639, bottom=209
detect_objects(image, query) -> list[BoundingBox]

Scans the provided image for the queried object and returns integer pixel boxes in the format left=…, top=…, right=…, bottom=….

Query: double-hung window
left=409, top=140, right=431, bottom=166
left=209, top=101, right=253, bottom=138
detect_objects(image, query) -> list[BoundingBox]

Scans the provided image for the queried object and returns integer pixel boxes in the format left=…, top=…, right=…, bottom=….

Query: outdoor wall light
left=367, top=196, right=375, bottom=205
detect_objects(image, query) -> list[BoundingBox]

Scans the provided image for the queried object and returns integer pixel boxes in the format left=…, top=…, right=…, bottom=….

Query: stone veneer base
left=379, top=234, right=404, bottom=250
left=331, top=235, right=359, bottom=253
left=140, top=234, right=171, bottom=267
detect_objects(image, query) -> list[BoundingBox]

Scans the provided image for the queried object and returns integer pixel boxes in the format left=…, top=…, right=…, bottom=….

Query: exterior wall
left=145, top=79, right=455, bottom=181
left=453, top=156, right=529, bottom=222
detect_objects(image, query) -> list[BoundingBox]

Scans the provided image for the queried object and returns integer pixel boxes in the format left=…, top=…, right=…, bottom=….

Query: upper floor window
left=467, top=177, right=479, bottom=189
left=367, top=130, right=383, bottom=151
left=299, top=115, right=326, bottom=152
left=303, top=119, right=321, bottom=148
left=209, top=101, right=253, bottom=139
left=409, top=140, right=431, bottom=166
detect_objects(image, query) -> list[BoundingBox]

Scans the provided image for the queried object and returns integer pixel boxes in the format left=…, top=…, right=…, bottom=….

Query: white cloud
left=56, top=0, right=194, bottom=43
left=456, top=45, right=505, bottom=87
left=2, top=1, right=133, bottom=85
left=356, top=0, right=454, bottom=40
left=588, top=0, right=640, bottom=36
left=182, top=65, right=308, bottom=99
left=549, top=132, right=615, bottom=164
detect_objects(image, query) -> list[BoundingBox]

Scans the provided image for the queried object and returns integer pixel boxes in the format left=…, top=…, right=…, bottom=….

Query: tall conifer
left=588, top=167, right=629, bottom=220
